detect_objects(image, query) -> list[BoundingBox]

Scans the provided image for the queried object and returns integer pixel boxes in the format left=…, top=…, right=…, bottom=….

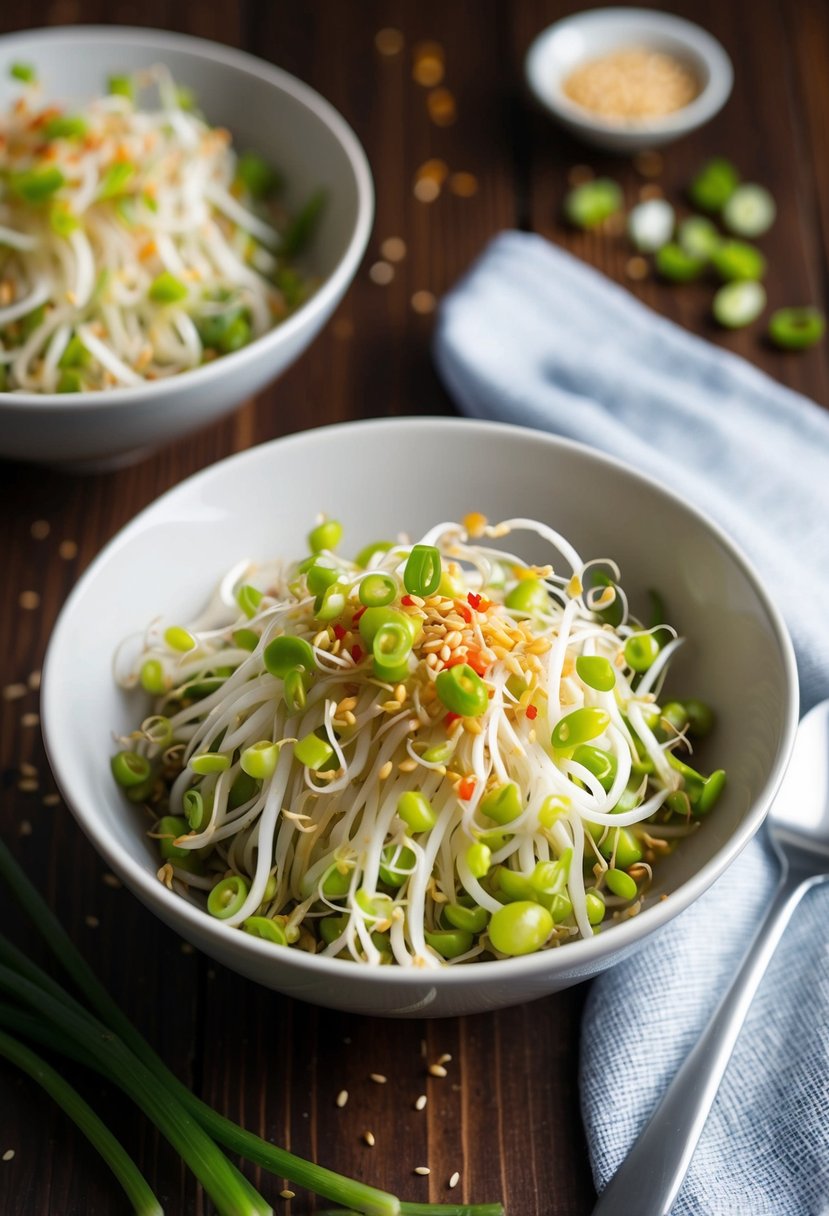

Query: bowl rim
left=42, top=416, right=799, bottom=989
left=0, top=24, right=374, bottom=413
left=525, top=6, right=734, bottom=138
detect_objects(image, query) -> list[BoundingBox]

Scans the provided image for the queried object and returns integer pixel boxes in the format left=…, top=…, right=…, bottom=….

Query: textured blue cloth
left=433, top=232, right=829, bottom=1215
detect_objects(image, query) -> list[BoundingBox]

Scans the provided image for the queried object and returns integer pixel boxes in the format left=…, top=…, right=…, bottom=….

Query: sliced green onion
left=627, top=199, right=674, bottom=253
left=44, top=115, right=87, bottom=140
left=207, top=875, right=250, bottom=920
left=304, top=560, right=339, bottom=596
left=403, top=545, right=442, bottom=596
left=108, top=74, right=135, bottom=100
left=655, top=243, right=705, bottom=283
left=10, top=166, right=65, bottom=203
left=572, top=744, right=617, bottom=792
left=722, top=184, right=776, bottom=238
left=358, top=607, right=419, bottom=649
left=768, top=306, right=825, bottom=350
left=712, top=281, right=766, bottom=329
left=236, top=151, right=281, bottom=200
left=688, top=157, right=739, bottom=211
left=148, top=271, right=188, bottom=304
left=563, top=178, right=622, bottom=229
left=372, top=621, right=412, bottom=683
left=264, top=635, right=316, bottom=677
left=280, top=190, right=326, bottom=257
left=359, top=573, right=397, bottom=608
left=711, top=240, right=766, bottom=283
left=10, top=62, right=36, bottom=83
left=435, top=664, right=489, bottom=717
left=315, top=583, right=347, bottom=622
left=677, top=215, right=720, bottom=261
left=49, top=204, right=80, bottom=237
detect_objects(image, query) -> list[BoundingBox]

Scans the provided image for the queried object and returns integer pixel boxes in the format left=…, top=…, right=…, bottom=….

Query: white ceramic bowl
left=0, top=27, right=373, bottom=469
left=42, top=418, right=798, bottom=1017
left=525, top=8, right=733, bottom=153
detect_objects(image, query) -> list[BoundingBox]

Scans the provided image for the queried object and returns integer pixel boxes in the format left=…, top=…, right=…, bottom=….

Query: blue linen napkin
left=433, top=232, right=829, bottom=1214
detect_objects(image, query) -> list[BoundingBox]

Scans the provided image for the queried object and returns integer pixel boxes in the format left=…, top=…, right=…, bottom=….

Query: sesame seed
left=413, top=56, right=444, bottom=88
left=411, top=290, right=437, bottom=315
left=30, top=519, right=50, bottom=540
left=42, top=793, right=61, bottom=807
left=428, top=1063, right=448, bottom=1078
left=363, top=1130, right=376, bottom=1147
left=370, top=1072, right=387, bottom=1084
left=375, top=27, right=404, bottom=56
left=58, top=540, right=78, bottom=561
left=28, top=670, right=41, bottom=690
left=102, top=873, right=121, bottom=889
left=19, top=591, right=40, bottom=611
left=20, top=761, right=37, bottom=777
left=381, top=237, right=407, bottom=262
left=280, top=1189, right=295, bottom=1200
left=2, top=1149, right=14, bottom=1162
left=437, top=1053, right=452, bottom=1065
left=3, top=683, right=27, bottom=701
left=415, top=1094, right=427, bottom=1110
left=20, top=712, right=39, bottom=728
left=369, top=260, right=394, bottom=286
left=414, top=1166, right=431, bottom=1176
left=449, top=1171, right=460, bottom=1189
left=336, top=1089, right=349, bottom=1108
left=85, top=915, right=99, bottom=929
left=17, top=779, right=38, bottom=793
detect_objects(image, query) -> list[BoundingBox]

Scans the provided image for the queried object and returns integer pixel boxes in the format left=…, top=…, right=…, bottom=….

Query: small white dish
left=525, top=8, right=733, bottom=153
left=42, top=417, right=798, bottom=1018
left=0, top=26, right=373, bottom=469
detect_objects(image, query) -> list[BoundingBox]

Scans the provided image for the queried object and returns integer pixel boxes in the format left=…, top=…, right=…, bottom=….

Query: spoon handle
left=591, top=864, right=809, bottom=1216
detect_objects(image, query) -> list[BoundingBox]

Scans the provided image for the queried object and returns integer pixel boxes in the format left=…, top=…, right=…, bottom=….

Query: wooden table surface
left=1, top=2, right=827, bottom=1214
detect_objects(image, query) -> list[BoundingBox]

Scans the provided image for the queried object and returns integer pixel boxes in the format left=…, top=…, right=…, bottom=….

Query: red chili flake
left=351, top=644, right=363, bottom=663
left=467, top=592, right=481, bottom=610
left=526, top=704, right=538, bottom=720
left=401, top=595, right=415, bottom=607
left=444, top=712, right=461, bottom=726
left=454, top=600, right=472, bottom=623
left=333, top=623, right=346, bottom=641
left=352, top=606, right=367, bottom=624
left=458, top=776, right=476, bottom=801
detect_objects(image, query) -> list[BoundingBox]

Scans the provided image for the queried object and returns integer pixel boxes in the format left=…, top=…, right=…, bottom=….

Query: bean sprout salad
left=0, top=63, right=322, bottom=393
left=112, top=515, right=725, bottom=967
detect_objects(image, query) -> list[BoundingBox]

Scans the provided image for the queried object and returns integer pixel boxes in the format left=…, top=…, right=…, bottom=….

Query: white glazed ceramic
left=525, top=8, right=733, bottom=152
left=0, top=27, right=373, bottom=469
left=42, top=418, right=798, bottom=1017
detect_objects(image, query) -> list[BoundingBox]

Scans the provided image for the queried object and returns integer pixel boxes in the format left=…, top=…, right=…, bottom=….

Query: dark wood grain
left=0, top=1, right=827, bottom=1214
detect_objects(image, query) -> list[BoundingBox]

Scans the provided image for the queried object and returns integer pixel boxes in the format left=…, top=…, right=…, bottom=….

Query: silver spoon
left=592, top=697, right=829, bottom=1216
